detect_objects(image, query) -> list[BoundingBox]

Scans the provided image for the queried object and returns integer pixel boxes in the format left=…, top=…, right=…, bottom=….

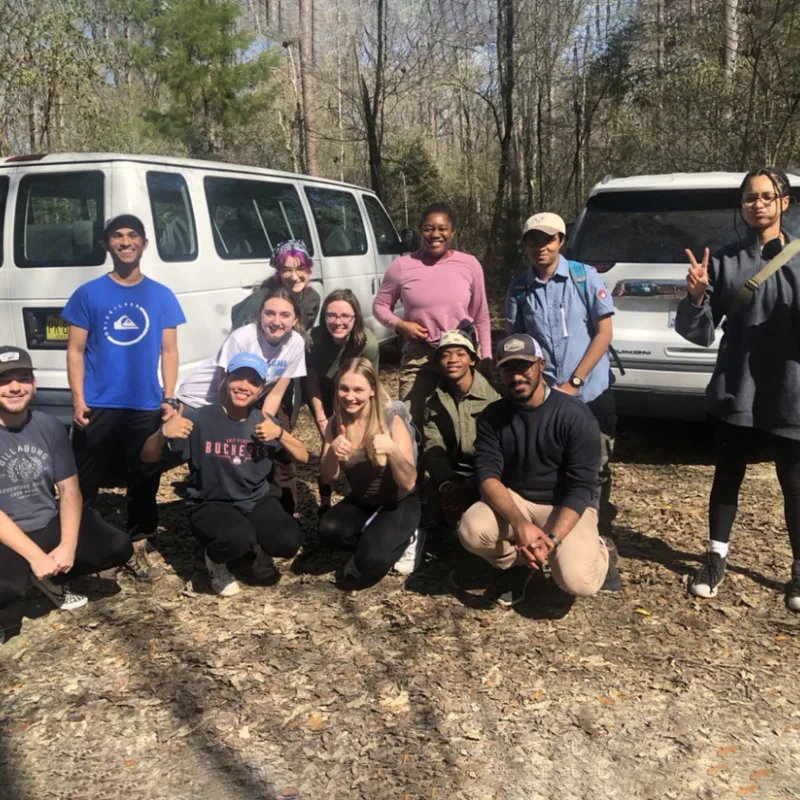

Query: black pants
left=585, top=388, right=617, bottom=524
left=71, top=408, right=163, bottom=537
left=710, top=419, right=800, bottom=558
left=0, top=509, right=132, bottom=609
left=189, top=495, right=304, bottom=565
left=318, top=491, right=421, bottom=579
left=271, top=406, right=297, bottom=516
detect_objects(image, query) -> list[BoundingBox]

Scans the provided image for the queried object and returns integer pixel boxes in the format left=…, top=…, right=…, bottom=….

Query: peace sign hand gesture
left=685, top=248, right=710, bottom=305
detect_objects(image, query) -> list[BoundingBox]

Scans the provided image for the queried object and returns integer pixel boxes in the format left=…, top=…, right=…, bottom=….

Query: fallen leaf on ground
left=379, top=690, right=410, bottom=714
left=750, top=769, right=770, bottom=780
left=707, top=764, right=723, bottom=775
left=717, top=745, right=737, bottom=756
left=736, top=786, right=758, bottom=796
left=307, top=713, right=325, bottom=731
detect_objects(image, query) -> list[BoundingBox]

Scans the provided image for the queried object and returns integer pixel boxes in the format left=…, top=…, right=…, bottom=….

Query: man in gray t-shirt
left=0, top=347, right=131, bottom=637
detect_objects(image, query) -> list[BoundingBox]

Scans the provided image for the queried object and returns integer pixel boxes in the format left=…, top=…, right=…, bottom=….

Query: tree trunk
left=299, top=0, right=318, bottom=175
left=724, top=0, right=739, bottom=82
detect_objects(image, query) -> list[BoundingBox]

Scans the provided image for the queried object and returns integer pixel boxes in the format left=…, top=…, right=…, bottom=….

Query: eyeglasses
left=742, top=192, right=783, bottom=207
left=325, top=312, right=355, bottom=323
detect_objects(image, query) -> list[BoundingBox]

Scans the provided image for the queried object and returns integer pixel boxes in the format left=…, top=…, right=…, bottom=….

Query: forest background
left=2, top=0, right=799, bottom=271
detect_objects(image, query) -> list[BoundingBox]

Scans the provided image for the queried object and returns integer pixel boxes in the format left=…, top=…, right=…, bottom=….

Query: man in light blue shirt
left=505, top=212, right=617, bottom=528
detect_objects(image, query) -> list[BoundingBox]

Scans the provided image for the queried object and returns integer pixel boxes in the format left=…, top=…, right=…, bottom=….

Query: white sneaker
left=252, top=546, right=278, bottom=582
left=393, top=529, right=426, bottom=576
left=204, top=553, right=240, bottom=597
left=32, top=577, right=88, bottom=610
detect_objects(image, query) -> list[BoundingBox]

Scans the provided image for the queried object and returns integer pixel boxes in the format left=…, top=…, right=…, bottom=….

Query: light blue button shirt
left=504, top=256, right=615, bottom=403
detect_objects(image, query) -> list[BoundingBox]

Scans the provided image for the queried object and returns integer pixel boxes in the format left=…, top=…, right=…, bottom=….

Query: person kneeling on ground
left=422, top=329, right=500, bottom=530
left=141, top=353, right=307, bottom=597
left=458, top=334, right=620, bottom=607
left=318, top=358, right=422, bottom=583
left=0, top=347, right=131, bottom=642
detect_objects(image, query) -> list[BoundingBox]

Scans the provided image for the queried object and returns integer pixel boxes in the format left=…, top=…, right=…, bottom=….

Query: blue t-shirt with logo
left=62, top=274, right=186, bottom=411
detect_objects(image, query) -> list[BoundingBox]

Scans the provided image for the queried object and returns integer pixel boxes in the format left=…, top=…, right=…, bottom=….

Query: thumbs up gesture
left=331, top=424, right=354, bottom=462
left=161, top=403, right=193, bottom=439
left=685, top=247, right=710, bottom=305
left=371, top=418, right=396, bottom=466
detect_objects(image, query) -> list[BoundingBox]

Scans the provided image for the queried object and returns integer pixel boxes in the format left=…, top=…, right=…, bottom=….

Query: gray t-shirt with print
left=0, top=410, right=77, bottom=532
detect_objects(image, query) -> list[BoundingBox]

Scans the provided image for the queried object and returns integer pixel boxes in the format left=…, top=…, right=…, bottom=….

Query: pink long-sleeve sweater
left=372, top=250, right=492, bottom=358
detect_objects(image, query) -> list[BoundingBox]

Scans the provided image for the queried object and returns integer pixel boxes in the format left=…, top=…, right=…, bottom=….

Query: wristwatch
left=568, top=374, right=584, bottom=389
left=547, top=533, right=561, bottom=548
left=163, top=397, right=181, bottom=410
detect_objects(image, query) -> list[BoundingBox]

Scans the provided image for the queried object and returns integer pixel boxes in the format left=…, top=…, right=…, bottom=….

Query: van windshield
left=572, top=188, right=800, bottom=264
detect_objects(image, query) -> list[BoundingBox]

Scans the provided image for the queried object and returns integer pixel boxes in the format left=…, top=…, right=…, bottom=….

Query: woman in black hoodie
left=676, top=168, right=800, bottom=610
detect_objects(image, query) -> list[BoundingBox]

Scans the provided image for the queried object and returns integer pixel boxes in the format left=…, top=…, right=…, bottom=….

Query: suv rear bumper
left=612, top=386, right=707, bottom=420
left=30, top=389, right=73, bottom=427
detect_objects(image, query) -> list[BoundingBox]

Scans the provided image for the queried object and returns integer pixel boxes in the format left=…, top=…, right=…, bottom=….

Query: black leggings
left=709, top=419, right=800, bottom=558
left=0, top=508, right=132, bottom=609
left=317, top=491, right=421, bottom=579
left=189, top=495, right=303, bottom=565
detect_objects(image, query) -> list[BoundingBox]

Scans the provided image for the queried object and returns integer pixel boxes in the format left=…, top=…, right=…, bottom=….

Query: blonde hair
left=333, top=357, right=391, bottom=466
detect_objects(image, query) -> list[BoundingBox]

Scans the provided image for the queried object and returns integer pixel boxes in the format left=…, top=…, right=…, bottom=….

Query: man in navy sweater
left=458, top=334, right=619, bottom=606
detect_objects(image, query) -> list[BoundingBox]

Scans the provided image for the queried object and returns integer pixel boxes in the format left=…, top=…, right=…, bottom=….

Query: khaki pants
left=399, top=340, right=440, bottom=435
left=458, top=489, right=609, bottom=597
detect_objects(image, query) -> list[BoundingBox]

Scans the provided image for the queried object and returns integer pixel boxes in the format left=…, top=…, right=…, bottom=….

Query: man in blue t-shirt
left=62, top=214, right=186, bottom=579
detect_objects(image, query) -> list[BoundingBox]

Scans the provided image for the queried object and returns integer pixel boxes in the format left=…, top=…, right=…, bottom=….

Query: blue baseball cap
left=226, top=352, right=267, bottom=381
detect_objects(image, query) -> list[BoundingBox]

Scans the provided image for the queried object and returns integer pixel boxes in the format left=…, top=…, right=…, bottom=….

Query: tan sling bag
left=727, top=238, right=800, bottom=318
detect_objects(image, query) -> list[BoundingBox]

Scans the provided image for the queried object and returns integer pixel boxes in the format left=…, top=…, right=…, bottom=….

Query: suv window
left=205, top=177, right=313, bottom=260
left=572, top=188, right=800, bottom=265
left=305, top=186, right=368, bottom=257
left=147, top=171, right=197, bottom=261
left=0, top=176, right=8, bottom=266
left=363, top=195, right=400, bottom=255
left=15, top=171, right=105, bottom=268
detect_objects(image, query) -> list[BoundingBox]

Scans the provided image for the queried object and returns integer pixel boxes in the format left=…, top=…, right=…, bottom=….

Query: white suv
left=566, top=171, right=800, bottom=419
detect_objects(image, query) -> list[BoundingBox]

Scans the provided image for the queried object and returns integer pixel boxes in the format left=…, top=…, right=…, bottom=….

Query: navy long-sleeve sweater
left=474, top=390, right=601, bottom=516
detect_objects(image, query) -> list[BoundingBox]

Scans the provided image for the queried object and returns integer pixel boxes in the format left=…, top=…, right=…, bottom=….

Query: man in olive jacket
left=423, top=330, right=501, bottom=529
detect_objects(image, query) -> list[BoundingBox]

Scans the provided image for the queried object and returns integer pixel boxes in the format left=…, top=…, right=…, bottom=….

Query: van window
left=363, top=195, right=401, bottom=255
left=305, top=187, right=368, bottom=257
left=204, top=177, right=313, bottom=260
left=572, top=188, right=800, bottom=265
left=15, top=171, right=105, bottom=268
left=147, top=171, right=197, bottom=261
left=0, top=176, right=8, bottom=266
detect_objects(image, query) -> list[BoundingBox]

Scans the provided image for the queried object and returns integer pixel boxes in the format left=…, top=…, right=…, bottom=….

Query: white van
left=566, top=171, right=800, bottom=419
left=0, top=153, right=416, bottom=423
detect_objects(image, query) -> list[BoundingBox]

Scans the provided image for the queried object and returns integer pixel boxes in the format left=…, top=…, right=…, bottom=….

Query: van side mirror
left=399, top=228, right=419, bottom=253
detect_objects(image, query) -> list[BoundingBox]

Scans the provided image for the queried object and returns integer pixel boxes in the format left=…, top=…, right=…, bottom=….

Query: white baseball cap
left=522, top=212, right=566, bottom=237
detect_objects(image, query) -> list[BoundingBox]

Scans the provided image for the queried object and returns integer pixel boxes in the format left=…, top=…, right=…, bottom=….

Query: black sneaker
left=689, top=551, right=726, bottom=598
left=786, top=561, right=800, bottom=613
left=599, top=536, right=621, bottom=592
left=487, top=567, right=533, bottom=608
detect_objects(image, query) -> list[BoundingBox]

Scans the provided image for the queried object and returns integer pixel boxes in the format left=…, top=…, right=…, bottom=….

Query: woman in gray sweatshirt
left=675, top=168, right=800, bottom=612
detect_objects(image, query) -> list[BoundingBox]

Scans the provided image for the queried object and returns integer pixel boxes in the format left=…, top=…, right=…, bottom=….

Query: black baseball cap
left=496, top=334, right=544, bottom=367
left=0, top=346, right=35, bottom=375
left=103, top=214, right=147, bottom=242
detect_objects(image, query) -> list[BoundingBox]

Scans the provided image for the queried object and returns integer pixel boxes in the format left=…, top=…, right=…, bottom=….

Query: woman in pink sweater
left=372, top=203, right=492, bottom=432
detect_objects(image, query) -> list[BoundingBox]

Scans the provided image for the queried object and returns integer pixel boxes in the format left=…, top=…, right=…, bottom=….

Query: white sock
left=708, top=540, right=729, bottom=558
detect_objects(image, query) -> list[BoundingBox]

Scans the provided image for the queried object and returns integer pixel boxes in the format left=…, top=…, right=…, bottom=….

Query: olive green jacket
left=422, top=370, right=500, bottom=486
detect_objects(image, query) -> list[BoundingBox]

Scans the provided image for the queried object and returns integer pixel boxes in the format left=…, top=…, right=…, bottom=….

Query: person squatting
left=3, top=186, right=800, bottom=641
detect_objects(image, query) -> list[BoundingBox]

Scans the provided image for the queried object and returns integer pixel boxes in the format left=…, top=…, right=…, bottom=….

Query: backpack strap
left=568, top=260, right=626, bottom=377
left=727, top=238, right=800, bottom=318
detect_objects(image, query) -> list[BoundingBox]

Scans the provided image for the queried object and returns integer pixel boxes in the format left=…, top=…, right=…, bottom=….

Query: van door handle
left=371, top=277, right=376, bottom=295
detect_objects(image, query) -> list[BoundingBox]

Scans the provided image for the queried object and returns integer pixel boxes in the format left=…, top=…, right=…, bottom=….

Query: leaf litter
left=0, top=363, right=799, bottom=799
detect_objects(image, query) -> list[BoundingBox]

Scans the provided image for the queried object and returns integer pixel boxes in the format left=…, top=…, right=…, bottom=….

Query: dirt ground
left=2, top=361, right=800, bottom=800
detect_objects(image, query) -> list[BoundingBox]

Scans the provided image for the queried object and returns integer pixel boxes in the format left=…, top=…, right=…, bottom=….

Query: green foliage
left=137, top=0, right=276, bottom=158
left=382, top=138, right=444, bottom=228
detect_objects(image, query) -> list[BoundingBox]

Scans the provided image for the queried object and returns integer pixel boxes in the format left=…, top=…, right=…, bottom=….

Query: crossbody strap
left=728, top=238, right=800, bottom=318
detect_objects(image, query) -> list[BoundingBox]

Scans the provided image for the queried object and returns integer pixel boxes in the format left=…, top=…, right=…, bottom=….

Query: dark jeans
left=709, top=418, right=800, bottom=558
left=189, top=495, right=304, bottom=565
left=71, top=408, right=162, bottom=537
left=318, top=491, right=422, bottom=579
left=0, top=508, right=132, bottom=609
left=272, top=405, right=297, bottom=516
left=585, top=388, right=617, bottom=526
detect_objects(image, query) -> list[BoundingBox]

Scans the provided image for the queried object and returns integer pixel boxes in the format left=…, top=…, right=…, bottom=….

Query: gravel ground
left=1, top=358, right=799, bottom=800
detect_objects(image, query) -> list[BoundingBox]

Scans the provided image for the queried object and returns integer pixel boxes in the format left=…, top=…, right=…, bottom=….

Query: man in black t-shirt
left=0, top=347, right=131, bottom=642
left=458, top=334, right=620, bottom=607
